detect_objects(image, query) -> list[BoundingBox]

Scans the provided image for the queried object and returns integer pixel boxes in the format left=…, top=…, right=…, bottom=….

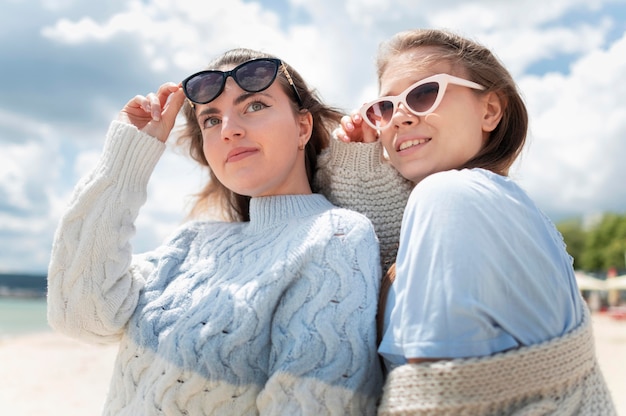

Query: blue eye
left=247, top=101, right=268, bottom=112
left=202, top=116, right=221, bottom=129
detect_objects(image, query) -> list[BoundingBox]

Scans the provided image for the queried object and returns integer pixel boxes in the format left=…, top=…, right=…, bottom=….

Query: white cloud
left=0, top=143, right=40, bottom=211
left=0, top=137, right=63, bottom=272
left=1, top=0, right=626, bottom=272
left=41, top=0, right=284, bottom=71
left=0, top=109, right=54, bottom=144
left=478, top=22, right=612, bottom=76
left=517, top=30, right=626, bottom=217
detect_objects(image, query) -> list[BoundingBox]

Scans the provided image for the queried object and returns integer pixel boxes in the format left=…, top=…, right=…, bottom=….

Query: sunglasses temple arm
left=280, top=63, right=303, bottom=107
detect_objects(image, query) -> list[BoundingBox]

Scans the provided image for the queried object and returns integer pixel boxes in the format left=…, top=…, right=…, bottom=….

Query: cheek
left=379, top=132, right=395, bottom=155
left=379, top=133, right=404, bottom=172
left=201, top=135, right=220, bottom=170
left=429, top=111, right=483, bottom=152
left=457, top=117, right=485, bottom=153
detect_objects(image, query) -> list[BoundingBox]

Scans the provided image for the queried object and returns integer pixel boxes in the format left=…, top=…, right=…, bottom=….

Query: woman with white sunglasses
left=318, top=29, right=615, bottom=414
left=47, top=48, right=384, bottom=415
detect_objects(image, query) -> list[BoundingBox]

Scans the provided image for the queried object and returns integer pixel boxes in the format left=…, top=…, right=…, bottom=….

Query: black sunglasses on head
left=182, top=58, right=303, bottom=107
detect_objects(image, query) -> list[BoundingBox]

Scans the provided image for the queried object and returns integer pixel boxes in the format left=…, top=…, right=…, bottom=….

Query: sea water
left=0, top=297, right=50, bottom=338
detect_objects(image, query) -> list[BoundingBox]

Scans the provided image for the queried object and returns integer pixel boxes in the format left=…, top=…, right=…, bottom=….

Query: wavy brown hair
left=376, top=29, right=528, bottom=176
left=178, top=48, right=342, bottom=222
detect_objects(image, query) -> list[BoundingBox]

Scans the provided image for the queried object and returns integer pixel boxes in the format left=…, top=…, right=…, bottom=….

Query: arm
left=315, top=137, right=412, bottom=271
left=47, top=83, right=185, bottom=343
left=258, top=215, right=383, bottom=416
left=47, top=121, right=165, bottom=342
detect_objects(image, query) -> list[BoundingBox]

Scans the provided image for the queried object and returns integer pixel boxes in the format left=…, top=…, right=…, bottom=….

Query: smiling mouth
left=397, top=138, right=431, bottom=151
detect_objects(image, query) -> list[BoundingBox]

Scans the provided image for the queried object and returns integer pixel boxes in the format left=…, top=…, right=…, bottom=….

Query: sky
left=1, top=0, right=625, bottom=274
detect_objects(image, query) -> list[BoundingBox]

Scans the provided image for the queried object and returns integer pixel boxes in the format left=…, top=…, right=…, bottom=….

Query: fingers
left=335, top=114, right=358, bottom=142
left=336, top=112, right=379, bottom=143
left=145, top=93, right=162, bottom=121
left=160, top=87, right=185, bottom=128
left=341, top=114, right=356, bottom=135
left=333, top=126, right=349, bottom=142
left=119, top=95, right=152, bottom=126
left=145, top=82, right=180, bottom=121
left=127, top=82, right=179, bottom=122
left=119, top=82, right=184, bottom=142
left=360, top=123, right=379, bottom=144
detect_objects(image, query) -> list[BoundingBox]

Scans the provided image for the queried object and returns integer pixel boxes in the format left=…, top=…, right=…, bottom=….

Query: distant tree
left=556, top=218, right=586, bottom=269
left=604, top=215, right=626, bottom=269
left=580, top=213, right=626, bottom=270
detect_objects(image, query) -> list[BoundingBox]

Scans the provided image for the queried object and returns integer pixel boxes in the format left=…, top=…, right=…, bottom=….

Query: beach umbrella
left=574, top=271, right=607, bottom=291
left=606, top=275, right=626, bottom=291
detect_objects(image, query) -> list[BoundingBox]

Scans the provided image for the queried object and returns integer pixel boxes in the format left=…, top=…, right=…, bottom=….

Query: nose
left=390, top=102, right=417, bottom=128
left=220, top=112, right=245, bottom=142
left=218, top=78, right=245, bottom=141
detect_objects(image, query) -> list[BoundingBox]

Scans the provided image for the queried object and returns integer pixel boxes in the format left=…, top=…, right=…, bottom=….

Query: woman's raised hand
left=335, top=112, right=379, bottom=143
left=118, top=82, right=186, bottom=143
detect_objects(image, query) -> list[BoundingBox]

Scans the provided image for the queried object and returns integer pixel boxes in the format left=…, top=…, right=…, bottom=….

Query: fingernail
left=346, top=122, right=354, bottom=131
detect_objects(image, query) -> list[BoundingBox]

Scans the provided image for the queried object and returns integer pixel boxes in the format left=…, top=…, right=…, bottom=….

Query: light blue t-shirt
left=378, top=168, right=584, bottom=370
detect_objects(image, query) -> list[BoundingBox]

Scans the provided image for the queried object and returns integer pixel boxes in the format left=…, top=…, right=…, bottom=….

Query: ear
left=297, top=111, right=313, bottom=149
left=481, top=91, right=504, bottom=133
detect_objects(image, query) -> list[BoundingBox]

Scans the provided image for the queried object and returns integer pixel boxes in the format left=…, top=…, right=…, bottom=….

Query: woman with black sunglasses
left=47, top=48, right=383, bottom=415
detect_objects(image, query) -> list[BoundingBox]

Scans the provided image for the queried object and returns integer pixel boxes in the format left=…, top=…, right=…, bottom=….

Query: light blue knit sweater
left=47, top=121, right=383, bottom=415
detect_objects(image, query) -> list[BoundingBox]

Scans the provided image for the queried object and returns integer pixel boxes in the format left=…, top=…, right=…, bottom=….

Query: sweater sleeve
left=314, top=138, right=412, bottom=271
left=47, top=121, right=165, bottom=343
left=257, top=213, right=383, bottom=415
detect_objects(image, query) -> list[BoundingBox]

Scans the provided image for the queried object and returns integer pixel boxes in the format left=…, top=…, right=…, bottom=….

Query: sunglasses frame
left=359, top=73, right=485, bottom=130
left=182, top=58, right=303, bottom=108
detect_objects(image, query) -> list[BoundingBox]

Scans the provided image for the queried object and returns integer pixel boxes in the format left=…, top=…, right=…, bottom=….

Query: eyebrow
left=195, top=91, right=273, bottom=118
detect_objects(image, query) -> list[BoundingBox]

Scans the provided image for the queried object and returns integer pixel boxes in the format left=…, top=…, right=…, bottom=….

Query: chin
left=225, top=184, right=257, bottom=198
left=235, top=189, right=260, bottom=198
left=395, top=166, right=419, bottom=183
left=224, top=178, right=267, bottom=197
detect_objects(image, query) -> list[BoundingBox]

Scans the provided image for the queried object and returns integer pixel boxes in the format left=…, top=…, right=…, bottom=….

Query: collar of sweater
left=248, top=194, right=334, bottom=232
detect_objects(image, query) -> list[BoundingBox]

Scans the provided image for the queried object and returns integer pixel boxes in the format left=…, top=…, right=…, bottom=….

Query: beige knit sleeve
left=377, top=306, right=617, bottom=415
left=314, top=138, right=412, bottom=271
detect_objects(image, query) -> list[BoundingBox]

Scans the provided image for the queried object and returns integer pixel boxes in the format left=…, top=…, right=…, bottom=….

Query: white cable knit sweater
left=47, top=121, right=383, bottom=415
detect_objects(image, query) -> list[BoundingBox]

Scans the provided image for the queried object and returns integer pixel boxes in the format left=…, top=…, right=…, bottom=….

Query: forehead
left=379, top=47, right=455, bottom=94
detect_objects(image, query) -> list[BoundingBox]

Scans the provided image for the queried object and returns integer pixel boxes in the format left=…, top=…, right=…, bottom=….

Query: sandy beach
left=1, top=313, right=624, bottom=415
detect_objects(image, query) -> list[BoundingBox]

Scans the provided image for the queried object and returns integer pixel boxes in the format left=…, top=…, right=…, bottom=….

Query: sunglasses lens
left=406, top=82, right=439, bottom=113
left=184, top=72, right=224, bottom=104
left=365, top=100, right=394, bottom=129
left=183, top=59, right=281, bottom=105
left=234, top=59, right=279, bottom=92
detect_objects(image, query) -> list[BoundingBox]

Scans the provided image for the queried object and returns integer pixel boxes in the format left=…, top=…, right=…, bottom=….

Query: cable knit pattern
left=47, top=121, right=383, bottom=415
left=315, top=138, right=412, bottom=272
left=377, top=306, right=616, bottom=415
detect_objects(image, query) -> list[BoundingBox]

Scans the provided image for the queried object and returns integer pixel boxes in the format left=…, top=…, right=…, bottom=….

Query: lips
left=226, top=147, right=259, bottom=163
left=397, top=137, right=431, bottom=152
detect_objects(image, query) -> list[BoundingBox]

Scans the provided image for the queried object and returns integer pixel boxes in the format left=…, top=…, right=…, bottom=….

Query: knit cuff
left=326, top=138, right=388, bottom=172
left=98, top=121, right=166, bottom=192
